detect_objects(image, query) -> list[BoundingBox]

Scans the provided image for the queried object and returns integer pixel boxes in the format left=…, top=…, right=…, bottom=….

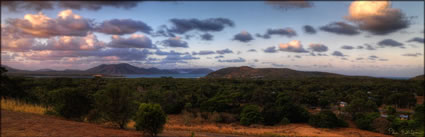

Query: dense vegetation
left=1, top=66, right=424, bottom=136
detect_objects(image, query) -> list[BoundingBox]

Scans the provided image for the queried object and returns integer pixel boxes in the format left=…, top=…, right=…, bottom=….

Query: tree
left=345, top=98, right=378, bottom=117
left=134, top=103, right=167, bottom=137
left=95, top=83, right=137, bottom=129
left=49, top=87, right=92, bottom=120
left=309, top=110, right=347, bottom=128
left=240, top=105, right=263, bottom=126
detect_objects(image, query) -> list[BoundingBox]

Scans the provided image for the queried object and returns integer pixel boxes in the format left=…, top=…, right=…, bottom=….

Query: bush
left=49, top=87, right=92, bottom=120
left=94, top=83, right=137, bottom=128
left=134, top=103, right=167, bottom=137
left=262, top=105, right=285, bottom=125
left=354, top=112, right=379, bottom=130
left=309, top=110, right=347, bottom=128
left=240, top=105, right=263, bottom=126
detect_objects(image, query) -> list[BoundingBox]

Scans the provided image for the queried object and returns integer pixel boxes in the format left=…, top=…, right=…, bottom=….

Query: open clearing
left=1, top=110, right=391, bottom=137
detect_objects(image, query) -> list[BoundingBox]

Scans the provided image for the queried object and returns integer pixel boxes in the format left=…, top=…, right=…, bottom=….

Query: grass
left=1, top=98, right=47, bottom=115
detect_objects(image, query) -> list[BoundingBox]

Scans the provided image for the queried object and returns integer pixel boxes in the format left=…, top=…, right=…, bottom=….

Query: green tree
left=95, top=83, right=137, bottom=129
left=240, top=105, right=263, bottom=126
left=134, top=103, right=167, bottom=137
left=309, top=110, right=347, bottom=128
left=49, top=87, right=92, bottom=120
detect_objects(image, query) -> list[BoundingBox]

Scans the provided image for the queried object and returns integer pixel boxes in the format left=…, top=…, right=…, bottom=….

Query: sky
left=1, top=1, right=424, bottom=77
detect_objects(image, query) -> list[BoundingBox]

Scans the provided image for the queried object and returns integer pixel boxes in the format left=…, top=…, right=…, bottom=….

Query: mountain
left=410, top=74, right=424, bottom=80
left=205, top=66, right=344, bottom=79
left=2, top=65, right=26, bottom=72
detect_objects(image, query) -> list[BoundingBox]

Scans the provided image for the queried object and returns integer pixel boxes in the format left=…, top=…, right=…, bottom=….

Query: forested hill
left=205, top=66, right=345, bottom=80
left=411, top=74, right=425, bottom=80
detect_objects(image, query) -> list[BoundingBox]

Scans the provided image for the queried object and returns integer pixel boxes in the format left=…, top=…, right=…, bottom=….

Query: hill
left=410, top=74, right=424, bottom=80
left=205, top=66, right=344, bottom=80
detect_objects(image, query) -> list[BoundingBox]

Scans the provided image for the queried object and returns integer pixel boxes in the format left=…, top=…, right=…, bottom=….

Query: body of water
left=124, top=73, right=207, bottom=78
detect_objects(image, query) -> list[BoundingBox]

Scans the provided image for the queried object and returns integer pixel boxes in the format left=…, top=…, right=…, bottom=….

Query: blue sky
left=1, top=1, right=424, bottom=77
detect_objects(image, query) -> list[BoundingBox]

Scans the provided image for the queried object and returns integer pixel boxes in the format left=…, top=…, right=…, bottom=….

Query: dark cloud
left=379, top=59, right=388, bottom=61
left=107, top=34, right=155, bottom=49
left=95, top=19, right=152, bottom=35
left=200, top=33, right=213, bottom=41
left=263, top=46, right=278, bottom=53
left=192, top=50, right=215, bottom=55
left=160, top=37, right=189, bottom=48
left=341, top=45, right=354, bottom=50
left=368, top=55, right=379, bottom=60
left=256, top=28, right=297, bottom=39
left=155, top=50, right=189, bottom=56
left=233, top=31, right=254, bottom=42
left=356, top=46, right=364, bottom=49
left=378, top=39, right=404, bottom=47
left=216, top=48, right=233, bottom=54
left=320, top=22, right=360, bottom=35
left=310, top=52, right=328, bottom=56
left=2, top=1, right=139, bottom=12
left=401, top=53, right=423, bottom=57
left=214, top=55, right=224, bottom=59
left=247, top=49, right=257, bottom=52
left=167, top=18, right=234, bottom=34
left=407, top=37, right=424, bottom=44
left=5, top=10, right=93, bottom=38
left=218, top=57, right=246, bottom=63
left=266, top=1, right=312, bottom=10
left=303, top=25, right=316, bottom=34
left=332, top=51, right=346, bottom=57
left=308, top=44, right=328, bottom=52
left=346, top=1, right=410, bottom=35
left=364, top=44, right=376, bottom=50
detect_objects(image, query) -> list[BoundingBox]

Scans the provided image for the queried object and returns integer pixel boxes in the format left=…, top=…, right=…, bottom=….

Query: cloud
left=368, top=55, right=379, bottom=60
left=341, top=45, right=355, bottom=50
left=160, top=37, right=189, bottom=48
left=233, top=31, right=254, bottom=42
left=33, top=33, right=105, bottom=51
left=200, top=33, right=213, bottom=41
left=263, top=46, right=278, bottom=53
left=247, top=49, right=257, bottom=52
left=2, top=1, right=139, bottom=12
left=95, top=19, right=152, bottom=35
left=218, top=57, right=246, bottom=63
left=308, top=44, right=328, bottom=52
left=167, top=18, right=234, bottom=34
left=107, top=34, right=154, bottom=49
left=1, top=26, right=36, bottom=52
left=320, top=22, right=360, bottom=35
left=332, top=51, right=346, bottom=57
left=303, top=25, right=316, bottom=34
left=256, top=28, right=297, bottom=39
left=155, top=50, right=189, bottom=56
left=378, top=39, right=404, bottom=47
left=346, top=1, right=409, bottom=35
left=214, top=55, right=224, bottom=59
left=216, top=48, right=233, bottom=54
left=364, top=44, right=376, bottom=50
left=5, top=9, right=93, bottom=38
left=160, top=54, right=199, bottom=64
left=278, top=40, right=308, bottom=53
left=401, top=53, right=423, bottom=57
left=407, top=37, right=424, bottom=44
left=266, top=1, right=312, bottom=10
left=192, top=50, right=215, bottom=55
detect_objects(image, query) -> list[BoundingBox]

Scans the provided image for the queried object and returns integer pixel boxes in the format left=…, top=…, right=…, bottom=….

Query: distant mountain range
left=2, top=63, right=214, bottom=76
left=205, top=66, right=345, bottom=79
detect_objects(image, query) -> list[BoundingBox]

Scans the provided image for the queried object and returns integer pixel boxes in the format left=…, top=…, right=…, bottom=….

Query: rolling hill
left=410, top=74, right=424, bottom=80
left=205, top=66, right=344, bottom=80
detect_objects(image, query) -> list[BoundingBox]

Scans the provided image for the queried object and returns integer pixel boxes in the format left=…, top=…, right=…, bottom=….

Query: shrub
left=94, top=83, right=137, bottom=128
left=309, top=110, right=347, bottom=128
left=134, top=103, right=167, bottom=137
left=49, top=87, right=92, bottom=120
left=240, top=105, right=263, bottom=126
left=354, top=112, right=379, bottom=130
left=262, top=105, right=285, bottom=125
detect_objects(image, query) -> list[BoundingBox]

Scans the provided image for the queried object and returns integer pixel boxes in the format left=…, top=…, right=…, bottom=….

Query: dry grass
left=1, top=98, right=47, bottom=115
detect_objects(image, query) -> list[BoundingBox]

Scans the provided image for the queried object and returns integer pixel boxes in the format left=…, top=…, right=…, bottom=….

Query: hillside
left=410, top=74, right=424, bottom=80
left=205, top=66, right=344, bottom=79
